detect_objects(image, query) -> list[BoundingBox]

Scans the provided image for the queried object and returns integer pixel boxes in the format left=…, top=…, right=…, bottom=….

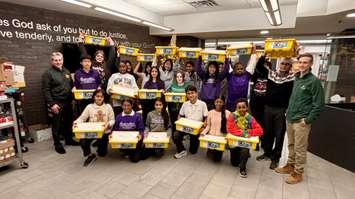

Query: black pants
left=80, top=133, right=109, bottom=157
left=50, top=102, right=74, bottom=146
left=121, top=139, right=143, bottom=163
left=263, top=105, right=286, bottom=162
left=250, top=101, right=265, bottom=150
left=143, top=148, right=164, bottom=159
left=167, top=102, right=182, bottom=143
left=76, top=99, right=92, bottom=116
left=230, top=147, right=250, bottom=170
left=207, top=149, right=223, bottom=162
left=174, top=131, right=199, bottom=154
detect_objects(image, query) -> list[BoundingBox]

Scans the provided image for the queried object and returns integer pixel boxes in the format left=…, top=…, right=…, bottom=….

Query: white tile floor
left=0, top=139, right=354, bottom=199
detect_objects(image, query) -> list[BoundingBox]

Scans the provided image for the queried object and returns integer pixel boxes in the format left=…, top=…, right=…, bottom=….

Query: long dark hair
left=162, top=59, right=173, bottom=72
left=148, top=66, right=163, bottom=83
left=202, top=61, right=219, bottom=83
left=144, top=62, right=152, bottom=76
left=92, top=89, right=106, bottom=103
left=155, top=98, right=170, bottom=129
left=214, top=96, right=227, bottom=134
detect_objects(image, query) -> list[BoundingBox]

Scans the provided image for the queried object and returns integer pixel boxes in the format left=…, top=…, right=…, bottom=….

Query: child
left=159, top=59, right=175, bottom=89
left=134, top=61, right=152, bottom=88
left=174, top=85, right=208, bottom=159
left=226, top=54, right=257, bottom=112
left=112, top=99, right=144, bottom=163
left=166, top=71, right=189, bottom=142
left=184, top=61, right=201, bottom=92
left=201, top=97, right=230, bottom=162
left=74, top=89, right=115, bottom=166
left=196, top=56, right=229, bottom=110
left=227, top=98, right=263, bottom=177
left=145, top=98, right=171, bottom=157
left=106, top=62, right=139, bottom=114
left=73, top=55, right=101, bottom=114
left=141, top=67, right=165, bottom=123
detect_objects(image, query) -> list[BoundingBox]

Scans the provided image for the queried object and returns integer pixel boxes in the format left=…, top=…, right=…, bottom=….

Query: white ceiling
left=124, top=0, right=296, bottom=16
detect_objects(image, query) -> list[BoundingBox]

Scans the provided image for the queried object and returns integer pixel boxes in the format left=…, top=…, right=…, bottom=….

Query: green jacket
left=286, top=72, right=325, bottom=124
left=42, top=66, right=73, bottom=106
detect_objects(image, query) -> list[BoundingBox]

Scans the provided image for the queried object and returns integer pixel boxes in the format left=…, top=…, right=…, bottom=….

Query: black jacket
left=42, top=66, right=73, bottom=106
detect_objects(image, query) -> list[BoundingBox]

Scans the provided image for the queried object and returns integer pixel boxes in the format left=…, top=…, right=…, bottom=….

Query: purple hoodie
left=196, top=57, right=229, bottom=101
left=226, top=72, right=251, bottom=111
left=112, top=111, right=145, bottom=137
left=74, top=68, right=101, bottom=90
left=143, top=81, right=165, bottom=89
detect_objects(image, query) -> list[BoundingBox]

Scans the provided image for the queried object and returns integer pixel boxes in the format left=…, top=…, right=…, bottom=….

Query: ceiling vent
left=184, top=0, right=219, bottom=8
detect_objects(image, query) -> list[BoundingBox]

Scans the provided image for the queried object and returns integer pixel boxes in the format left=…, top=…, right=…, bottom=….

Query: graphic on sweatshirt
left=254, top=78, right=267, bottom=96
left=94, top=110, right=105, bottom=122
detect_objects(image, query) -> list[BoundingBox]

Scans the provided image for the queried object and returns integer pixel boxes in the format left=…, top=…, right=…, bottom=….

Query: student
left=174, top=85, right=208, bottom=159
left=144, top=98, right=171, bottom=157
left=166, top=71, right=189, bottom=141
left=73, top=55, right=101, bottom=114
left=78, top=32, right=116, bottom=91
left=112, top=99, right=144, bottom=163
left=201, top=97, right=230, bottom=162
left=227, top=98, right=263, bottom=178
left=141, top=67, right=165, bottom=123
left=106, top=61, right=139, bottom=114
left=159, top=59, right=175, bottom=89
left=226, top=54, right=257, bottom=112
left=196, top=56, right=229, bottom=110
left=134, top=61, right=152, bottom=88
left=184, top=61, right=201, bottom=92
left=74, top=89, right=115, bottom=166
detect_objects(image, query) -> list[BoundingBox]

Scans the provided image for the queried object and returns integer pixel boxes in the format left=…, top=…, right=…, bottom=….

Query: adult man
left=256, top=58, right=294, bottom=170
left=275, top=53, right=325, bottom=184
left=42, top=52, right=78, bottom=154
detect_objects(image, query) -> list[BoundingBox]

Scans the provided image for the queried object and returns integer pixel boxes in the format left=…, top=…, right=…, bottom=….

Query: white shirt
left=179, top=99, right=208, bottom=122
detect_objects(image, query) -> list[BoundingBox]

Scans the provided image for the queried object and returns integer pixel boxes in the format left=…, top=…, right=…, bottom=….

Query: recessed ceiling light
left=274, top=10, right=282, bottom=25
left=260, top=30, right=269, bottom=35
left=346, top=13, right=355, bottom=17
left=60, top=0, right=92, bottom=8
left=270, top=0, right=279, bottom=11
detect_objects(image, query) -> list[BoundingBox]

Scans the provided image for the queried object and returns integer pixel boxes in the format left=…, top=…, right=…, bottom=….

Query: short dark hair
left=298, top=53, right=313, bottom=63
left=235, top=98, right=248, bottom=107
left=185, top=61, right=194, bottom=67
left=121, top=98, right=133, bottom=105
left=124, top=60, right=132, bottom=66
left=92, top=89, right=106, bottom=101
left=80, top=54, right=92, bottom=61
left=185, top=85, right=197, bottom=93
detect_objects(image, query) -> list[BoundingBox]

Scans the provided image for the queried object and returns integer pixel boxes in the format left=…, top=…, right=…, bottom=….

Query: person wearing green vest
left=275, top=53, right=325, bottom=184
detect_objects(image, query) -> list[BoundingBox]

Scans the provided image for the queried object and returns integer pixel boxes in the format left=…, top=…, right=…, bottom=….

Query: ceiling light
left=60, top=0, right=92, bottom=8
left=260, top=30, right=269, bottom=35
left=270, top=0, right=279, bottom=11
left=142, top=21, right=173, bottom=32
left=346, top=13, right=355, bottom=17
left=265, top=12, right=274, bottom=25
left=259, top=0, right=268, bottom=12
left=94, top=7, right=142, bottom=23
left=274, top=10, right=282, bottom=25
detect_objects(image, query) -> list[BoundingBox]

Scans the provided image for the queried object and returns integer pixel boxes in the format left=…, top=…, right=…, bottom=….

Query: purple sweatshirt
left=196, top=57, right=229, bottom=101
left=226, top=72, right=251, bottom=111
left=74, top=68, right=101, bottom=90
left=112, top=111, right=145, bottom=137
left=143, top=81, right=165, bottom=89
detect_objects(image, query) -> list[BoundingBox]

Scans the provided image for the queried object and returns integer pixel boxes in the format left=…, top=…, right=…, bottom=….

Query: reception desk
left=309, top=104, right=355, bottom=172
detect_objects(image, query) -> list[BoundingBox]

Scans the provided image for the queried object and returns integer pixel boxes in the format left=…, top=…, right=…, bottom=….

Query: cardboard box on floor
left=0, top=63, right=26, bottom=88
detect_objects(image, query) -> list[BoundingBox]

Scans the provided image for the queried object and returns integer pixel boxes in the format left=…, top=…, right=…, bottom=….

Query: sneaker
left=256, top=154, right=270, bottom=161
left=269, top=160, right=279, bottom=170
left=285, top=172, right=303, bottom=184
left=174, top=150, right=187, bottom=159
left=275, top=163, right=294, bottom=174
left=240, top=169, right=247, bottom=178
left=55, top=145, right=66, bottom=154
left=83, top=154, right=97, bottom=167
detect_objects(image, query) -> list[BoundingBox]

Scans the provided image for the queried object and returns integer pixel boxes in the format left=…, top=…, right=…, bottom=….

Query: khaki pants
left=286, top=121, right=311, bottom=174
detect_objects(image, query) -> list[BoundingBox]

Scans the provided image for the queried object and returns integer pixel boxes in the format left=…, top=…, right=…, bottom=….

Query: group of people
left=42, top=35, right=325, bottom=184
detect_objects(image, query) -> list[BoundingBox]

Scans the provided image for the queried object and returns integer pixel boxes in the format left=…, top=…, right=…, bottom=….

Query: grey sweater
left=145, top=110, right=172, bottom=136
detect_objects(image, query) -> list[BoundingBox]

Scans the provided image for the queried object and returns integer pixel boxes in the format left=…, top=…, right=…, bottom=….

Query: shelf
left=0, top=121, right=15, bottom=130
left=0, top=157, right=16, bottom=168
